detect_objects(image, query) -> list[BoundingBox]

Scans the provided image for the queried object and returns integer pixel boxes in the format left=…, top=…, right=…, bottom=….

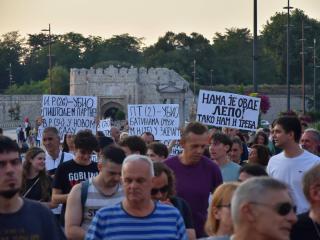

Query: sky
left=0, top=0, right=319, bottom=46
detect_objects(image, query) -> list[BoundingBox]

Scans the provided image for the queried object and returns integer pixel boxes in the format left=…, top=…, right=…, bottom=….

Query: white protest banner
left=97, top=118, right=111, bottom=137
left=128, top=104, right=180, bottom=140
left=196, top=90, right=261, bottom=131
left=41, top=95, right=97, bottom=137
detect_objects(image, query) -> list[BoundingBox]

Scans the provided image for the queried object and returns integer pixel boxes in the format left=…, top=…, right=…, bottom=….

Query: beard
left=0, top=188, right=20, bottom=199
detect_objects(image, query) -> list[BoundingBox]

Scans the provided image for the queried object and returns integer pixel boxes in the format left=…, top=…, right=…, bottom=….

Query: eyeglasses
left=249, top=201, right=297, bottom=216
left=217, top=203, right=231, bottom=208
left=151, top=185, right=169, bottom=195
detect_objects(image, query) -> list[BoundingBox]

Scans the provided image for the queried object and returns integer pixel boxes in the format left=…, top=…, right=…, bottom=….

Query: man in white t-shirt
left=267, top=116, right=320, bottom=214
left=42, top=127, right=74, bottom=176
left=42, top=127, right=74, bottom=219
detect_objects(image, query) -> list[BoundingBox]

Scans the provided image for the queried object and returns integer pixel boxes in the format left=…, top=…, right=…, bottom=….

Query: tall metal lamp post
left=41, top=24, right=52, bottom=94
left=210, top=69, right=214, bottom=90
left=284, top=0, right=293, bottom=111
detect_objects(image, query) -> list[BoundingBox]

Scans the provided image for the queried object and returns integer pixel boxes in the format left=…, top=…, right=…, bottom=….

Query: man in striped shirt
left=86, top=154, right=188, bottom=240
left=65, top=145, right=126, bottom=239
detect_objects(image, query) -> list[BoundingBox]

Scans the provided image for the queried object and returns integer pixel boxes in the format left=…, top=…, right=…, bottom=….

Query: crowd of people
left=1, top=115, right=320, bottom=240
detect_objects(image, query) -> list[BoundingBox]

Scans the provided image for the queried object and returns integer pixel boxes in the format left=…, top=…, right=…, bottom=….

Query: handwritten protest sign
left=97, top=118, right=111, bottom=137
left=128, top=104, right=180, bottom=140
left=41, top=95, right=97, bottom=137
left=196, top=90, right=261, bottom=131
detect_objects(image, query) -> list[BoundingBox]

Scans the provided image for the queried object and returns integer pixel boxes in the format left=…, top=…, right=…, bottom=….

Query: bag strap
left=81, top=179, right=90, bottom=216
left=23, top=177, right=40, bottom=198
left=59, top=152, right=64, bottom=166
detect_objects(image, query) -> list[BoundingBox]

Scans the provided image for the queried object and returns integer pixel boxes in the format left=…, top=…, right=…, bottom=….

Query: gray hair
left=231, top=177, right=288, bottom=225
left=303, top=128, right=320, bottom=142
left=122, top=154, right=154, bottom=177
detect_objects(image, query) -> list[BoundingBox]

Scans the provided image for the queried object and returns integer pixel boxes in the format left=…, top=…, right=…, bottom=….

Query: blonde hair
left=205, top=182, right=240, bottom=236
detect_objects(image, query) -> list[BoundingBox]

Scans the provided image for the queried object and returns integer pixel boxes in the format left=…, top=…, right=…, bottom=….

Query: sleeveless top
left=81, top=178, right=124, bottom=231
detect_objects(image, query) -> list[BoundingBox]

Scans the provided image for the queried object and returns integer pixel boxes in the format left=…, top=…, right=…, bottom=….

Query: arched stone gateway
left=70, top=66, right=195, bottom=125
left=99, top=100, right=125, bottom=121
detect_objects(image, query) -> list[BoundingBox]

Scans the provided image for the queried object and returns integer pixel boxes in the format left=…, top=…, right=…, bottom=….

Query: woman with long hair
left=204, top=182, right=240, bottom=240
left=21, top=147, right=56, bottom=208
left=62, top=132, right=76, bottom=154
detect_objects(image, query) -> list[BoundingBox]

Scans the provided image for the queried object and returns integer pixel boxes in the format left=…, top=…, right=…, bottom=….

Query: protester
left=52, top=129, right=99, bottom=226
left=110, top=126, right=120, bottom=143
left=165, top=122, right=222, bottom=238
left=152, top=162, right=196, bottom=239
left=251, top=131, right=269, bottom=146
left=231, top=177, right=297, bottom=240
left=141, top=131, right=155, bottom=145
left=21, top=147, right=56, bottom=208
left=267, top=116, right=320, bottom=214
left=62, top=132, right=76, bottom=155
left=147, top=142, right=169, bottom=162
left=119, top=135, right=147, bottom=156
left=65, top=145, right=126, bottom=239
left=229, top=137, right=243, bottom=165
left=291, top=164, right=320, bottom=239
left=203, top=182, right=240, bottom=240
left=248, top=144, right=270, bottom=167
left=86, top=154, right=188, bottom=239
left=42, top=127, right=74, bottom=176
left=300, top=128, right=320, bottom=156
left=0, top=136, right=66, bottom=239
left=210, top=132, right=240, bottom=182
left=238, top=164, right=268, bottom=182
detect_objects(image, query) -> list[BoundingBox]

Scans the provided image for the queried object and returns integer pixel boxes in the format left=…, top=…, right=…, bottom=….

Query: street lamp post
left=253, top=0, right=258, bottom=92
left=300, top=21, right=306, bottom=114
left=42, top=24, right=52, bottom=94
left=284, top=0, right=293, bottom=111
left=210, top=69, right=214, bottom=90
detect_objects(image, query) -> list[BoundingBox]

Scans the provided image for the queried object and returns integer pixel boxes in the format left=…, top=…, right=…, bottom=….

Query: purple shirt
left=165, top=155, right=222, bottom=238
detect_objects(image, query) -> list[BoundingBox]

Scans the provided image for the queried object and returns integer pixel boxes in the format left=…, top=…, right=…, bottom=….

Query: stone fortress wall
left=0, top=65, right=309, bottom=129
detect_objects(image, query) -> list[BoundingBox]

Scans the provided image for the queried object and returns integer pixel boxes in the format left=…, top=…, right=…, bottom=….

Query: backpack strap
left=81, top=179, right=90, bottom=210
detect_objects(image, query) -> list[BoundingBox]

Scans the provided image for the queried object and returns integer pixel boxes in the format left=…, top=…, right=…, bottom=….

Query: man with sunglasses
left=291, top=164, right=320, bottom=239
left=65, top=145, right=126, bottom=240
left=0, top=136, right=66, bottom=239
left=52, top=130, right=99, bottom=226
left=231, top=177, right=297, bottom=240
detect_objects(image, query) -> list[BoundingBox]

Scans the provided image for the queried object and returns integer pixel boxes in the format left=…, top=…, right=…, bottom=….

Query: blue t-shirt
left=220, top=161, right=241, bottom=182
left=0, top=199, right=66, bottom=240
left=86, top=201, right=188, bottom=240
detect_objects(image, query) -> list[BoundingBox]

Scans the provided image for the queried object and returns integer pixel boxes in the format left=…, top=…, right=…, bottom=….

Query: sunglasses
left=249, top=201, right=297, bottom=216
left=151, top=185, right=169, bottom=195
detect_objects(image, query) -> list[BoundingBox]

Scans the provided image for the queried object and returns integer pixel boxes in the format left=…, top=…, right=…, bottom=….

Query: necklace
left=311, top=218, right=320, bottom=239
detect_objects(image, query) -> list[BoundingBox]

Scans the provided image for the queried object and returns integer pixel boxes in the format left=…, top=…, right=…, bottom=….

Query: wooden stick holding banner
left=196, top=90, right=261, bottom=131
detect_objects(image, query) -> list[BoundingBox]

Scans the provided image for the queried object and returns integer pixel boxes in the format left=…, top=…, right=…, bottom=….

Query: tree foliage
left=0, top=9, right=320, bottom=94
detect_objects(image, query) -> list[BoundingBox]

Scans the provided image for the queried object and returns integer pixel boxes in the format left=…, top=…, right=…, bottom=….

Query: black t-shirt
left=171, top=196, right=194, bottom=229
left=0, top=198, right=66, bottom=240
left=22, top=175, right=52, bottom=201
left=52, top=159, right=98, bottom=194
left=291, top=211, right=320, bottom=240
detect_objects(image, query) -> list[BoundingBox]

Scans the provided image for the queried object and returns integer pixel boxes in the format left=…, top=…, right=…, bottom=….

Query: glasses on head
left=249, top=201, right=297, bottom=216
left=151, top=185, right=169, bottom=195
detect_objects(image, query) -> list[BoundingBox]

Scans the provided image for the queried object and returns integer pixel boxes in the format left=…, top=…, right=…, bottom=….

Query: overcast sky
left=1, top=0, right=319, bottom=46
